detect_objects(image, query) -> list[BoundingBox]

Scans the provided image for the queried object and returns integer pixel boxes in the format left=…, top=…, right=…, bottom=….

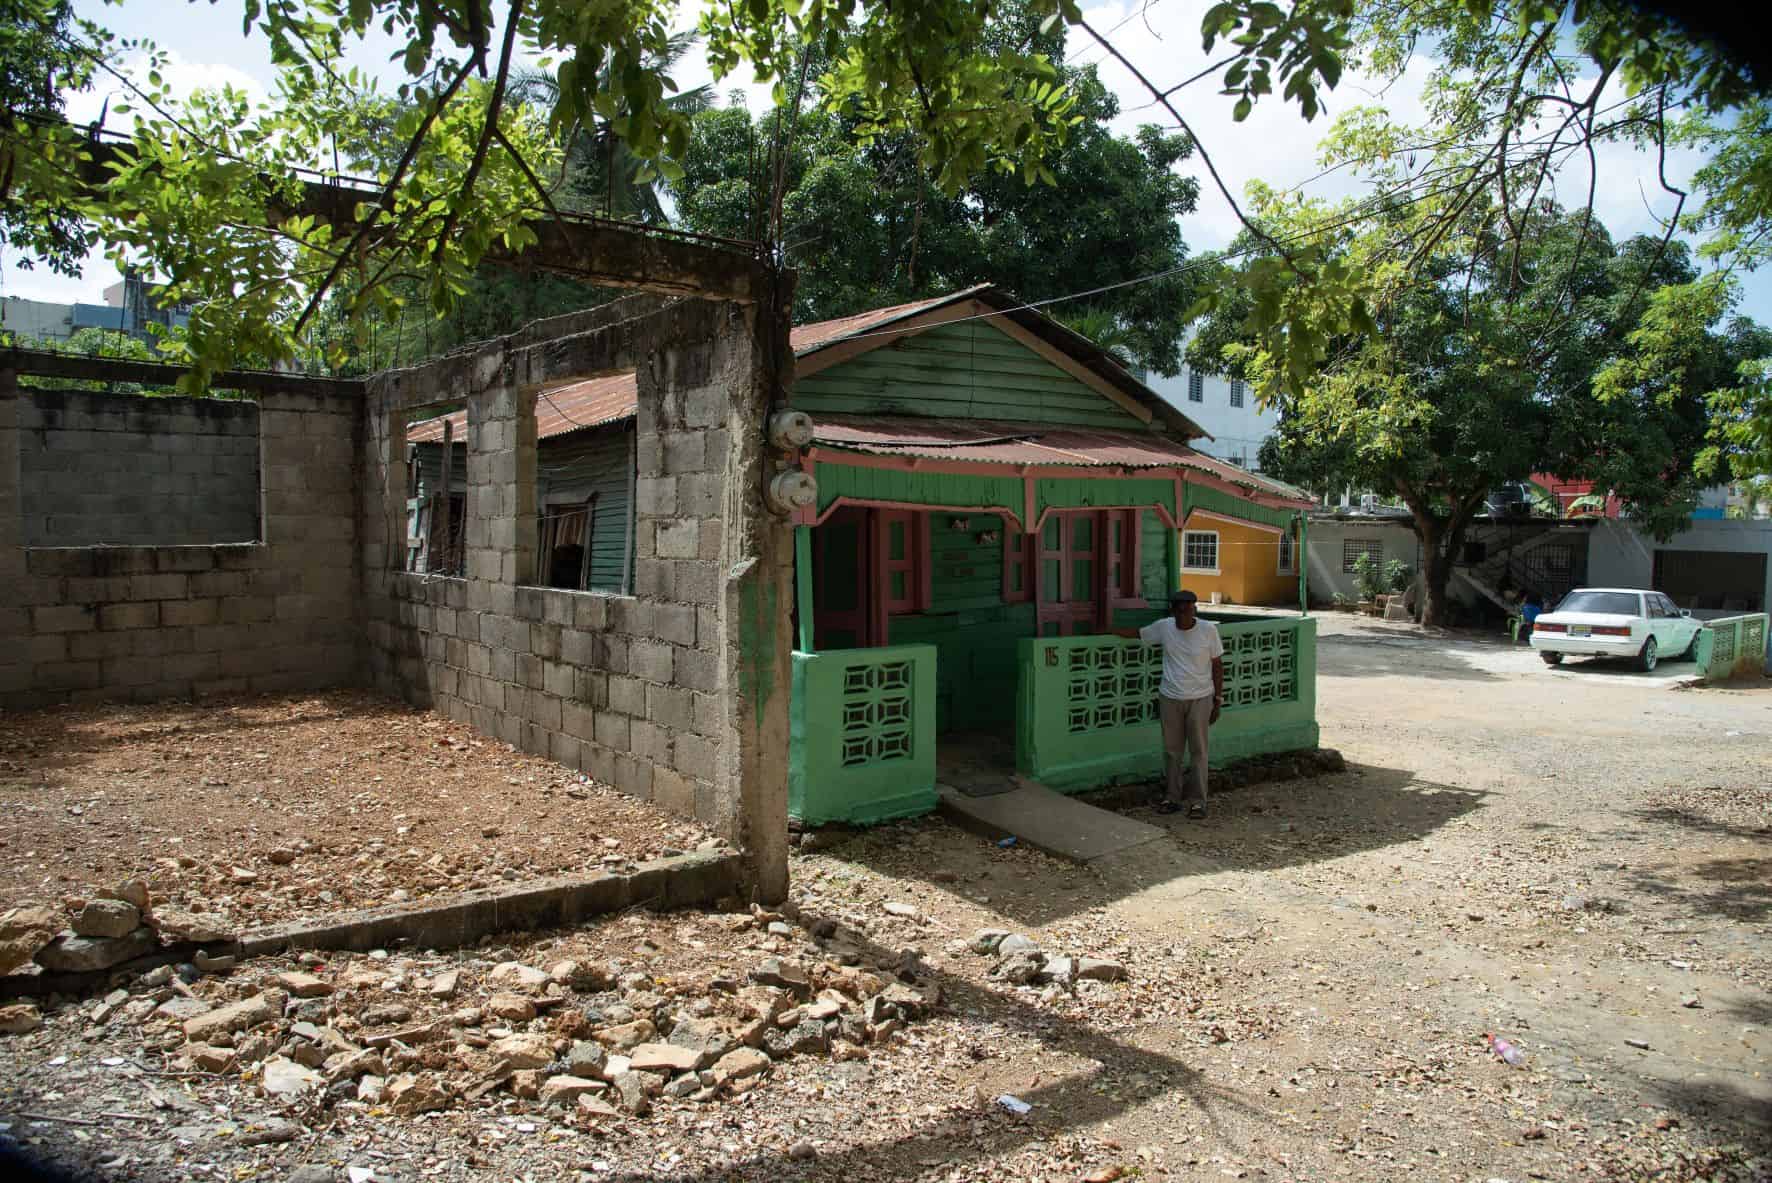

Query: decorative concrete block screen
left=1694, top=613, right=1768, bottom=681
left=1016, top=615, right=1319, bottom=792
left=789, top=644, right=937, bottom=825
left=17, top=388, right=260, bottom=545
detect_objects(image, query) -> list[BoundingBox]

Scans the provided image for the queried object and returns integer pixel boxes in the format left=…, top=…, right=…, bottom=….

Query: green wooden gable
left=795, top=319, right=1154, bottom=432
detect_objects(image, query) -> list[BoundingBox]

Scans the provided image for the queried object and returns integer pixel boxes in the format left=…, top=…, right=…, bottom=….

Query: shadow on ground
left=833, top=762, right=1488, bottom=929
left=1316, top=634, right=1504, bottom=681
left=1623, top=856, right=1772, bottom=924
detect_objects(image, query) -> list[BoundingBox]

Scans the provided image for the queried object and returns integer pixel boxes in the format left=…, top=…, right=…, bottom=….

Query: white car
left=1530, top=587, right=1701, bottom=671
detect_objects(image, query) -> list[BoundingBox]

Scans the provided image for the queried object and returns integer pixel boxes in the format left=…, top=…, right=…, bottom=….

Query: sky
left=5, top=0, right=1766, bottom=326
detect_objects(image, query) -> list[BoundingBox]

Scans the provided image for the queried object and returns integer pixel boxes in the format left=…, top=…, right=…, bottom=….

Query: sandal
left=1187, top=803, right=1207, bottom=820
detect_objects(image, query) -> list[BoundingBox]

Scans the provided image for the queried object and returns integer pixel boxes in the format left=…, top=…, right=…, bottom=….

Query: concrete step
left=937, top=778, right=1167, bottom=864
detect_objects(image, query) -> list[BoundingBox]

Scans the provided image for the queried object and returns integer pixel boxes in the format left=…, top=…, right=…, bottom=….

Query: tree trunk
left=1420, top=524, right=1454, bottom=627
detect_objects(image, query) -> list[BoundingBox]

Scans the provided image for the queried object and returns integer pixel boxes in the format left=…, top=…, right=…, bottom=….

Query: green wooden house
left=409, top=285, right=1319, bottom=825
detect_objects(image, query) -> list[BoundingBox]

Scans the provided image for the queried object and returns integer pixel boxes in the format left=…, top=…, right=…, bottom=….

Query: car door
left=1660, top=593, right=1698, bottom=653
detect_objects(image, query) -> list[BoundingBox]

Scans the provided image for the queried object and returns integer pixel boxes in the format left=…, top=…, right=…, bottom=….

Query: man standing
left=1118, top=590, right=1223, bottom=817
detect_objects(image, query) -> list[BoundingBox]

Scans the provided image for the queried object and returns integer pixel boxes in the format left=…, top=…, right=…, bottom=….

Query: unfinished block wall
left=17, top=388, right=261, bottom=545
left=361, top=294, right=794, bottom=897
left=0, top=374, right=362, bottom=709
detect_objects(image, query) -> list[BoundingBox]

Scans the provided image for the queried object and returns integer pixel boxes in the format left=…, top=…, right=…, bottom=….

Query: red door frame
left=812, top=506, right=871, bottom=649
left=813, top=507, right=930, bottom=649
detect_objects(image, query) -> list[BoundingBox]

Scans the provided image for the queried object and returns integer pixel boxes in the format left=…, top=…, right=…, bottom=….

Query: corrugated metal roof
left=406, top=373, right=637, bottom=444
left=404, top=297, right=974, bottom=445
left=811, top=415, right=1311, bottom=505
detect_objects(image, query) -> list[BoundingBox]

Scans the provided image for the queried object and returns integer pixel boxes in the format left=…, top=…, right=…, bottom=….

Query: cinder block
left=528, top=691, right=564, bottom=732
left=608, top=675, right=646, bottom=717
left=673, top=645, right=720, bottom=693
left=18, top=634, right=70, bottom=664
left=654, top=602, right=696, bottom=647
left=672, top=561, right=719, bottom=605
left=593, top=711, right=631, bottom=750
left=612, top=753, right=653, bottom=800
left=674, top=732, right=717, bottom=781
left=662, top=430, right=707, bottom=474
left=574, top=668, right=608, bottom=709
left=573, top=594, right=609, bottom=632
left=651, top=767, right=697, bottom=817
left=636, top=476, right=677, bottom=516
left=562, top=701, right=595, bottom=740
left=655, top=519, right=700, bottom=560
left=646, top=683, right=695, bottom=732
left=33, top=660, right=102, bottom=689
left=31, top=604, right=96, bottom=633
left=629, top=639, right=674, bottom=683
left=530, top=622, right=561, bottom=661
left=609, top=597, right=653, bottom=637
left=160, top=598, right=220, bottom=628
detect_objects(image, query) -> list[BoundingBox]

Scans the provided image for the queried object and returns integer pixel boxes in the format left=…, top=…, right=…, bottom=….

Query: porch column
left=1298, top=511, right=1309, bottom=616
left=794, top=525, right=815, bottom=652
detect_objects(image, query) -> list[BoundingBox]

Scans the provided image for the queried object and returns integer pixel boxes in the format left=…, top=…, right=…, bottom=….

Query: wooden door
left=1036, top=511, right=1106, bottom=636
left=813, top=507, right=870, bottom=649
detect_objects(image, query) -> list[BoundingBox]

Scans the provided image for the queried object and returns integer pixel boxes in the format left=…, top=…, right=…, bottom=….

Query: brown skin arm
left=1210, top=655, right=1224, bottom=724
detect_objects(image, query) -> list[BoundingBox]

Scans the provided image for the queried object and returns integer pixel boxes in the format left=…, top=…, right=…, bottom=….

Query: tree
left=0, top=0, right=99, bottom=274
left=669, top=47, right=1203, bottom=374
left=0, top=0, right=1100, bottom=389
left=1232, top=199, right=1751, bottom=625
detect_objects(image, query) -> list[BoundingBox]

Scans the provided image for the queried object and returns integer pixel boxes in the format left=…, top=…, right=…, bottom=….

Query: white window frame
left=1276, top=528, right=1297, bottom=575
left=1187, top=371, right=1204, bottom=403
left=1181, top=529, right=1220, bottom=574
left=1229, top=378, right=1245, bottom=408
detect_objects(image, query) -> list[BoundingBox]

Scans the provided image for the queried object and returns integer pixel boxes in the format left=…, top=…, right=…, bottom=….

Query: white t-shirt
left=1138, top=616, right=1223, bottom=701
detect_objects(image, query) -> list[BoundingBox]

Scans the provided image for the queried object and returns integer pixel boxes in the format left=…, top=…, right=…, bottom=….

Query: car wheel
left=1637, top=636, right=1658, bottom=672
left=1679, top=630, right=1700, bottom=660
left=1540, top=652, right=1563, bottom=666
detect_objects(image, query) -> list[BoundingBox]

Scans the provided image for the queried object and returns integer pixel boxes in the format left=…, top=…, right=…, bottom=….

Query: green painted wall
left=1015, top=614, right=1320, bottom=792
left=887, top=512, right=1033, bottom=733
left=814, top=461, right=1025, bottom=520
left=538, top=427, right=633, bottom=592
left=797, top=320, right=1155, bottom=431
left=789, top=644, right=939, bottom=825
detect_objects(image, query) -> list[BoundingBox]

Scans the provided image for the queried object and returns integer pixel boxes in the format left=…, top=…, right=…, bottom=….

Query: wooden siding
left=796, top=320, right=1155, bottom=431
left=411, top=427, right=633, bottom=592
left=887, top=512, right=1031, bottom=733
left=537, top=427, right=633, bottom=593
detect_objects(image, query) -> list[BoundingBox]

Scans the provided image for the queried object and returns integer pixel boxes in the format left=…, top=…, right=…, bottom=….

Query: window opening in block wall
left=15, top=386, right=263, bottom=546
left=404, top=404, right=467, bottom=576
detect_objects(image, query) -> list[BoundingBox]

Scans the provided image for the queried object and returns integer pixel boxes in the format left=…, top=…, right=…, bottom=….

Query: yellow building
left=1176, top=510, right=1302, bottom=607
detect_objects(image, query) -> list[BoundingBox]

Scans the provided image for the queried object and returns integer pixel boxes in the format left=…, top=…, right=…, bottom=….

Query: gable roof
left=409, top=285, right=1207, bottom=443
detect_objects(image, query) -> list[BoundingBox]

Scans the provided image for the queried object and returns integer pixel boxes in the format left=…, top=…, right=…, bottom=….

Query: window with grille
left=1187, top=371, right=1204, bottom=402
left=1277, top=529, right=1297, bottom=575
left=1540, top=543, right=1573, bottom=575
left=1182, top=530, right=1219, bottom=572
left=1342, top=538, right=1383, bottom=573
left=1229, top=379, right=1245, bottom=408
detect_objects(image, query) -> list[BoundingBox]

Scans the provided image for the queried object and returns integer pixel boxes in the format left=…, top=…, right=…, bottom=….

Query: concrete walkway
left=937, top=779, right=1167, bottom=864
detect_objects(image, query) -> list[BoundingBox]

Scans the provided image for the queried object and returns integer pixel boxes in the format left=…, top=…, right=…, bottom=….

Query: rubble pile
left=1, top=904, right=940, bottom=1128
left=0, top=879, right=232, bottom=983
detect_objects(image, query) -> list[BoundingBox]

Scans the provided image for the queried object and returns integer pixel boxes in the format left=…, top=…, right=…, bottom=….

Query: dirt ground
left=1, top=619, right=1768, bottom=1182
left=0, top=691, right=719, bottom=929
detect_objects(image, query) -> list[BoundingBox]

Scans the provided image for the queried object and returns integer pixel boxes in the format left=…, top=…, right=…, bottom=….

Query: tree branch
left=292, top=58, right=476, bottom=333
left=1077, top=17, right=1301, bottom=273
left=431, top=0, right=524, bottom=263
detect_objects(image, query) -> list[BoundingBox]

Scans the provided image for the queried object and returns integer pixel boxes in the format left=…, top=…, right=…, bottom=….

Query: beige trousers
left=1158, top=694, right=1212, bottom=804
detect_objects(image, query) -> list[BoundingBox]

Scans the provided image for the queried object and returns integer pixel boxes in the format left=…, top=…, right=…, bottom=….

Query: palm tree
left=508, top=32, right=712, bottom=224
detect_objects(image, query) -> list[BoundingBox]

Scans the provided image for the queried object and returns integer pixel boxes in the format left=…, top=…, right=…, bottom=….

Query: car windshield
left=1556, top=591, right=1641, bottom=616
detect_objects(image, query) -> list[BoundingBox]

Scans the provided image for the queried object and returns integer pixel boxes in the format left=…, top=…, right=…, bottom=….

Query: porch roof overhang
left=809, top=415, right=1312, bottom=508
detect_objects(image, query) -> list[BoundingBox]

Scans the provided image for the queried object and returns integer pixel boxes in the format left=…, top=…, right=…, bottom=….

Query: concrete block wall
left=361, top=293, right=794, bottom=895
left=0, top=375, right=362, bottom=708
left=18, top=387, right=262, bottom=545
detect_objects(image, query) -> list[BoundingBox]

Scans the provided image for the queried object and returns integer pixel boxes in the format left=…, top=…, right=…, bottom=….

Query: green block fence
left=1016, top=615, right=1319, bottom=793
left=789, top=644, right=939, bottom=825
left=1691, top=613, right=1769, bottom=681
